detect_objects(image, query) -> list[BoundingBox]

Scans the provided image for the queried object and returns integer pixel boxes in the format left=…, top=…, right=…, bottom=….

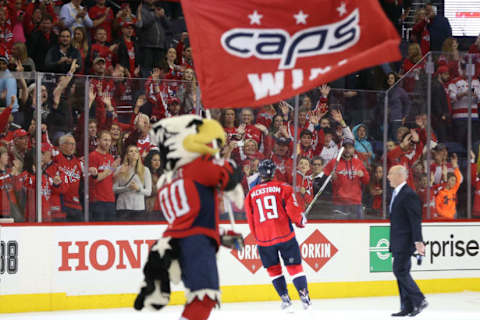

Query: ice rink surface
left=3, top=292, right=480, bottom=320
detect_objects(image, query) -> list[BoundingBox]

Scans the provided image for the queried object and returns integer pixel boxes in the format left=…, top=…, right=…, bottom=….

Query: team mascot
left=134, top=115, right=244, bottom=320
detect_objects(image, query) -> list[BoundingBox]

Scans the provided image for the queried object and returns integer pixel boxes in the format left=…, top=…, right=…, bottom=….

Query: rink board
left=0, top=221, right=479, bottom=313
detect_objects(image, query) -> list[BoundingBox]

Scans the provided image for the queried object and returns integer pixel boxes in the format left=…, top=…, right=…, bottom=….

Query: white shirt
left=390, top=181, right=406, bottom=212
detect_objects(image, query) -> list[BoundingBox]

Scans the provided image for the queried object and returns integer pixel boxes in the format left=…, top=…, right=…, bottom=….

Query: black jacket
left=389, top=184, right=423, bottom=254
left=27, top=31, right=59, bottom=72
left=44, top=45, right=82, bottom=74
left=136, top=4, right=170, bottom=49
left=116, top=37, right=138, bottom=72
left=431, top=78, right=449, bottom=119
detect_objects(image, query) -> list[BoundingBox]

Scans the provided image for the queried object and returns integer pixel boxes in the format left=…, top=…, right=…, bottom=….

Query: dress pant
left=392, top=252, right=425, bottom=311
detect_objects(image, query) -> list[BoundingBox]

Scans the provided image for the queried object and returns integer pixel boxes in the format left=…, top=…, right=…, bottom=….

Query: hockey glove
left=295, top=213, right=307, bottom=228
left=220, top=229, right=244, bottom=250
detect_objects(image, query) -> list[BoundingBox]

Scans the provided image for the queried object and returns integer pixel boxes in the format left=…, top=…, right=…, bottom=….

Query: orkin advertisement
left=369, top=225, right=480, bottom=272
left=230, top=229, right=338, bottom=274
left=0, top=222, right=479, bottom=306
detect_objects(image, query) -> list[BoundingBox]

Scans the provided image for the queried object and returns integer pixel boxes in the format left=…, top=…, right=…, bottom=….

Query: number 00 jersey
left=158, top=155, right=239, bottom=246
left=245, top=180, right=303, bottom=247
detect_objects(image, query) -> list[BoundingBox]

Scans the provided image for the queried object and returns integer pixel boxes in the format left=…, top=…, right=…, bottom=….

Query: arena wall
left=0, top=221, right=479, bottom=313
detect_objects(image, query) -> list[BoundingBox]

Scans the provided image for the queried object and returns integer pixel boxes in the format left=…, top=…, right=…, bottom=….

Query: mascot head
left=150, top=115, right=226, bottom=171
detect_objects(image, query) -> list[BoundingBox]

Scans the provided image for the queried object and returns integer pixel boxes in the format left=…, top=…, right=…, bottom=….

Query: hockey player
left=244, top=159, right=311, bottom=311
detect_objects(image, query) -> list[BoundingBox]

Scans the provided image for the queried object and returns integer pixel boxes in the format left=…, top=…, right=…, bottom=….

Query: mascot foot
left=181, top=297, right=217, bottom=320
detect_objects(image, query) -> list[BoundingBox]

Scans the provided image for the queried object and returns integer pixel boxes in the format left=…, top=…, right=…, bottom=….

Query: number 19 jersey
left=245, top=180, right=303, bottom=247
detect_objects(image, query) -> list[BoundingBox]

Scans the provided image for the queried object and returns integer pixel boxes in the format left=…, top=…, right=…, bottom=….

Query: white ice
left=2, top=292, right=480, bottom=320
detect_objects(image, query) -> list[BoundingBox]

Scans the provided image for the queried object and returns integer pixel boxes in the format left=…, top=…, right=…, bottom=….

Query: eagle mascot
left=134, top=115, right=244, bottom=320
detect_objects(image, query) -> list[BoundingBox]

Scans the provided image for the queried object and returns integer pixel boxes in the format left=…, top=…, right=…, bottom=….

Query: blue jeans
left=90, top=202, right=116, bottom=221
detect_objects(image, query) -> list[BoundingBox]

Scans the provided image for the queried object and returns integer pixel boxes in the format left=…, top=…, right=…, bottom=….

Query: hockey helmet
left=258, top=159, right=276, bottom=179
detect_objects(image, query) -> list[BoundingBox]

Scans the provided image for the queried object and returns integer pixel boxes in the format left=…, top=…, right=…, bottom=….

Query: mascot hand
left=220, top=229, right=244, bottom=250
left=224, top=184, right=244, bottom=209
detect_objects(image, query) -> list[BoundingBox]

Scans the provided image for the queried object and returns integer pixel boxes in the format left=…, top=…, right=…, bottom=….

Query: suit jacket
left=389, top=184, right=423, bottom=254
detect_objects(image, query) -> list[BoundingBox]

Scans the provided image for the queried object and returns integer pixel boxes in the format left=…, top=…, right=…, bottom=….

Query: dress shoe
left=409, top=299, right=428, bottom=317
left=391, top=310, right=411, bottom=317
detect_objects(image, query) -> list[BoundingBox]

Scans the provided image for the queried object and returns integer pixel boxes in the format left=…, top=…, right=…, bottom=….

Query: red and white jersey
left=160, top=156, right=238, bottom=245
left=244, top=124, right=263, bottom=146
left=245, top=180, right=303, bottom=247
left=54, top=153, right=83, bottom=210
left=0, top=169, right=21, bottom=217
left=323, top=157, right=369, bottom=205
left=137, top=134, right=155, bottom=157
left=447, top=77, right=480, bottom=119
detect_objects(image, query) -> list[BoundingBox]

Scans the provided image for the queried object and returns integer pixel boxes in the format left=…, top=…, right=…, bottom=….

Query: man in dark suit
left=387, top=165, right=428, bottom=317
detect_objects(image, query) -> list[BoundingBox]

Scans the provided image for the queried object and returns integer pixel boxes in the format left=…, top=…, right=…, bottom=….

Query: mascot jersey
left=158, top=155, right=237, bottom=246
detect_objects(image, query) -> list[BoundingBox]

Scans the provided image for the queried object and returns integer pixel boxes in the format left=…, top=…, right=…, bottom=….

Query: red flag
left=181, top=0, right=401, bottom=109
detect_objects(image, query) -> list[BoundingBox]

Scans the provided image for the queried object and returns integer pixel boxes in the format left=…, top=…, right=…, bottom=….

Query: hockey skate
left=280, top=294, right=293, bottom=313
left=299, top=290, right=312, bottom=310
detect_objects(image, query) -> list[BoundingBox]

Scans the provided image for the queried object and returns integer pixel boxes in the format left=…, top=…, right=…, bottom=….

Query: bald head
left=388, top=165, right=408, bottom=188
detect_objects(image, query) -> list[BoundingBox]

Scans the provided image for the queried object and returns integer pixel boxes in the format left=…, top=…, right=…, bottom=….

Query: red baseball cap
left=14, top=129, right=28, bottom=139
left=437, top=65, right=449, bottom=74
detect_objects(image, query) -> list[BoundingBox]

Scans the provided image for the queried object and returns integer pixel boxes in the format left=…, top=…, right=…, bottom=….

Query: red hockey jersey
left=245, top=180, right=303, bottom=247
left=323, top=157, right=369, bottom=205
left=159, top=156, right=238, bottom=246
left=54, top=153, right=83, bottom=210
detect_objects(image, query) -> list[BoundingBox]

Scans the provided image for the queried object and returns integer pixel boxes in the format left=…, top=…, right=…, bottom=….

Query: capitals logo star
left=337, top=1, right=347, bottom=16
left=293, top=10, right=308, bottom=24
left=248, top=10, right=263, bottom=25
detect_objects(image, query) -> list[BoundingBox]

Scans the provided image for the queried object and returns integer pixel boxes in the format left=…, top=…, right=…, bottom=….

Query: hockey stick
left=304, top=147, right=344, bottom=217
left=205, top=110, right=237, bottom=232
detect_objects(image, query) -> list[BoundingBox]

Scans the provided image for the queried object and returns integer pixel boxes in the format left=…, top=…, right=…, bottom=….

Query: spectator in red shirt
left=55, top=134, right=84, bottom=222
left=23, top=0, right=57, bottom=36
left=144, top=66, right=168, bottom=120
left=125, top=113, right=154, bottom=159
left=0, top=145, right=22, bottom=219
left=89, top=0, right=114, bottom=43
left=323, top=138, right=370, bottom=219
left=161, top=47, right=182, bottom=97
left=88, top=130, right=119, bottom=221
left=176, top=32, right=193, bottom=70
left=271, top=137, right=293, bottom=185
left=113, top=3, right=136, bottom=39
left=221, top=108, right=239, bottom=143
left=300, top=129, right=322, bottom=161
left=368, top=164, right=383, bottom=217
left=0, top=7, right=14, bottom=55
left=256, top=104, right=277, bottom=129
left=263, top=113, right=290, bottom=159
left=89, top=27, right=115, bottom=74
left=411, top=8, right=430, bottom=55
left=238, top=108, right=264, bottom=148
left=438, top=37, right=462, bottom=78
left=22, top=146, right=66, bottom=222
left=295, top=156, right=313, bottom=210
left=400, top=42, right=424, bottom=92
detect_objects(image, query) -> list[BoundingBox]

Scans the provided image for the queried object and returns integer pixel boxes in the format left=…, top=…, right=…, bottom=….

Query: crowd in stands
left=0, top=1, right=479, bottom=223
